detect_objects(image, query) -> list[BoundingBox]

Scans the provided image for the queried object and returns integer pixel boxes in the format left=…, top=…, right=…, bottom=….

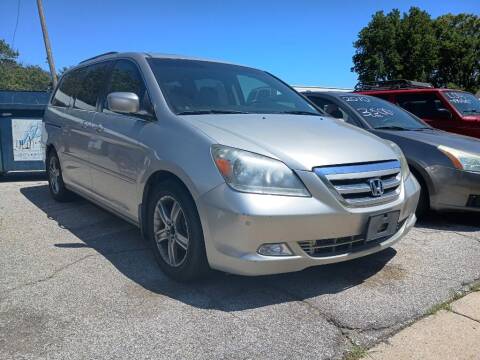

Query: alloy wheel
left=49, top=156, right=60, bottom=194
left=153, top=195, right=190, bottom=267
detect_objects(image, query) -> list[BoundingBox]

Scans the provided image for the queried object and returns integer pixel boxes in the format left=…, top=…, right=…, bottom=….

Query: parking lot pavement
left=1, top=180, right=479, bottom=360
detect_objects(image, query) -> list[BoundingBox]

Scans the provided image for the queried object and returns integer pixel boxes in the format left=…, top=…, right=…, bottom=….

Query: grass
left=426, top=301, right=452, bottom=315
left=471, top=282, right=480, bottom=292
left=344, top=344, right=368, bottom=360
left=426, top=290, right=468, bottom=316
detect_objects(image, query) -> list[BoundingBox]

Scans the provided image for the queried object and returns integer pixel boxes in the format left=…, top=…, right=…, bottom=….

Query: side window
left=74, top=63, right=109, bottom=111
left=51, top=73, right=75, bottom=107
left=105, top=60, right=152, bottom=114
left=396, top=93, right=444, bottom=118
left=309, top=96, right=351, bottom=123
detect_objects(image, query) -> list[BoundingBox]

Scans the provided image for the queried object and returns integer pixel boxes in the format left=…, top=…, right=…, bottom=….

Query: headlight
left=438, top=145, right=480, bottom=173
left=211, top=145, right=310, bottom=197
left=385, top=141, right=410, bottom=179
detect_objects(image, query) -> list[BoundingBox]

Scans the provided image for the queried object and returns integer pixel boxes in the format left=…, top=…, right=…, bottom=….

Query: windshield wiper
left=374, top=126, right=410, bottom=131
left=278, top=110, right=321, bottom=116
left=177, top=110, right=249, bottom=115
left=463, top=109, right=480, bottom=114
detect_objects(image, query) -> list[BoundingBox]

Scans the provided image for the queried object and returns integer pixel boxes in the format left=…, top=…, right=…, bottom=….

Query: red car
left=355, top=80, right=480, bottom=139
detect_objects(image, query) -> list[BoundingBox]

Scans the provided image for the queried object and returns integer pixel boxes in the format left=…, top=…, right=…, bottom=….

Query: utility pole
left=36, top=0, right=57, bottom=88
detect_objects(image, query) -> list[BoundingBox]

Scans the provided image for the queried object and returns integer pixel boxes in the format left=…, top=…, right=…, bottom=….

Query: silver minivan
left=43, top=52, right=420, bottom=281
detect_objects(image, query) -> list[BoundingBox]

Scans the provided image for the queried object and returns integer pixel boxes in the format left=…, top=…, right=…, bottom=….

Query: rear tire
left=46, top=150, right=75, bottom=202
left=147, top=179, right=210, bottom=282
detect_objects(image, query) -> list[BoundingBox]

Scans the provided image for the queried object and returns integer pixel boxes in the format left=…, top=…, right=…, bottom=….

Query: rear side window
left=396, top=93, right=444, bottom=118
left=105, top=60, right=151, bottom=113
left=51, top=73, right=75, bottom=107
left=74, top=63, right=110, bottom=111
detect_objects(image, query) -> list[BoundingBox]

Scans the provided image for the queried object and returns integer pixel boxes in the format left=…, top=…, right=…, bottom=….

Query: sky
left=0, top=0, right=478, bottom=88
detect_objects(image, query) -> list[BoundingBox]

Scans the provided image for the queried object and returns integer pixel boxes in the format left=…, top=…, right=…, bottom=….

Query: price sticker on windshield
left=357, top=107, right=395, bottom=118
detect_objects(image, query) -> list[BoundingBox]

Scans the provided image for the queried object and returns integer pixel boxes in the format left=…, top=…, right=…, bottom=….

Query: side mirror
left=106, top=92, right=140, bottom=114
left=436, top=108, right=452, bottom=120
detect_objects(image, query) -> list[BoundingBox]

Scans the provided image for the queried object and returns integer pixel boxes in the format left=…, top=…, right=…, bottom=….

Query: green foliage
left=352, top=7, right=480, bottom=93
left=344, top=344, right=368, bottom=360
left=0, top=39, right=52, bottom=91
left=434, top=14, right=480, bottom=93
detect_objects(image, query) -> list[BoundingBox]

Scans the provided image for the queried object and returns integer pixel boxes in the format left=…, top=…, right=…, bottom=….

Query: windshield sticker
left=341, top=96, right=370, bottom=103
left=445, top=92, right=472, bottom=104
left=357, top=107, right=395, bottom=118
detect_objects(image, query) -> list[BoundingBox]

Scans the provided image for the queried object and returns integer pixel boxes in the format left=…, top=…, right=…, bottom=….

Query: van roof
left=76, top=51, right=238, bottom=68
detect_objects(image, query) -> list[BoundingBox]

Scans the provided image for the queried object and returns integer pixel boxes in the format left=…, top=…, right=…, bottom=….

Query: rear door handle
left=95, top=124, right=104, bottom=133
left=82, top=120, right=89, bottom=128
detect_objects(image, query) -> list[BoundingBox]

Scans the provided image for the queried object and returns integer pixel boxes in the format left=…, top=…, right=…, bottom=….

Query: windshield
left=340, top=95, right=429, bottom=130
left=148, top=59, right=320, bottom=115
left=444, top=91, right=480, bottom=116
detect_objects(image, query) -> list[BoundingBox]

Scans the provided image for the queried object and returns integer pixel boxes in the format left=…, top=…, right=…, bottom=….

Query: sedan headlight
left=211, top=145, right=310, bottom=197
left=438, top=145, right=480, bottom=173
left=385, top=141, right=410, bottom=179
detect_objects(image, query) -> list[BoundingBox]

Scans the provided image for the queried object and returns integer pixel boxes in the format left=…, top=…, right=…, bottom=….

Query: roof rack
left=79, top=51, right=118, bottom=64
left=354, top=79, right=434, bottom=91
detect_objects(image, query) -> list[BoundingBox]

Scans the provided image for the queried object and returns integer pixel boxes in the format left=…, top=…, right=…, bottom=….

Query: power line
left=11, top=0, right=21, bottom=49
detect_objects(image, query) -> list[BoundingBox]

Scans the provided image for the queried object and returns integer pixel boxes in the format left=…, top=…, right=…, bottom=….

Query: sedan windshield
left=148, top=58, right=320, bottom=115
left=340, top=95, right=429, bottom=130
left=444, top=91, right=480, bottom=116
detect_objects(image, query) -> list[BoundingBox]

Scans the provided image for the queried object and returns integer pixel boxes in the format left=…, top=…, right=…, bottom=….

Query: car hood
left=375, top=128, right=480, bottom=154
left=180, top=114, right=398, bottom=170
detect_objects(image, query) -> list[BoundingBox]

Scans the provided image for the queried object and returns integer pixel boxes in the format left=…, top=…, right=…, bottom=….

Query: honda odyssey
left=43, top=52, right=420, bottom=281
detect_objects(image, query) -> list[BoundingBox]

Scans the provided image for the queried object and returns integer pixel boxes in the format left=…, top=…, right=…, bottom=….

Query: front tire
left=416, top=185, right=429, bottom=219
left=147, top=180, right=210, bottom=282
left=46, top=150, right=75, bottom=202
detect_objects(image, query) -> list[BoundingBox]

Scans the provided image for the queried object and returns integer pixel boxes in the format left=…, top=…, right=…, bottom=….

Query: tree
left=352, top=8, right=480, bottom=93
left=433, top=14, right=480, bottom=93
left=352, top=10, right=403, bottom=82
left=0, top=39, right=52, bottom=91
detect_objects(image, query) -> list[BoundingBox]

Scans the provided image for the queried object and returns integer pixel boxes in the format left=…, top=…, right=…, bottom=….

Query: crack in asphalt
left=0, top=247, right=148, bottom=299
left=414, top=227, right=480, bottom=240
left=447, top=231, right=480, bottom=242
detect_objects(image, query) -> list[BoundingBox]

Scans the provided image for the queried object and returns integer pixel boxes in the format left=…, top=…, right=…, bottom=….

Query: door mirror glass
left=106, top=92, right=140, bottom=114
left=436, top=108, right=452, bottom=120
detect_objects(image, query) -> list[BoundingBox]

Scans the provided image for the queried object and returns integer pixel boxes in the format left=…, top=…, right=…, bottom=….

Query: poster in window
left=11, top=119, right=43, bottom=161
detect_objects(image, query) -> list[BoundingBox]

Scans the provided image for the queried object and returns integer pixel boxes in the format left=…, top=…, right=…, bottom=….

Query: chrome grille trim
left=335, top=174, right=401, bottom=194
left=325, top=168, right=399, bottom=181
left=314, top=160, right=402, bottom=207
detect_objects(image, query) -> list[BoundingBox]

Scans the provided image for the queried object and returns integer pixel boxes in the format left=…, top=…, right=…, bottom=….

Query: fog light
left=257, top=243, right=293, bottom=256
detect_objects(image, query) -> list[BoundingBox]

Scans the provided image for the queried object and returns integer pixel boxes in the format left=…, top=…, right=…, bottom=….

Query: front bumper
left=197, top=171, right=420, bottom=276
left=427, top=166, right=480, bottom=212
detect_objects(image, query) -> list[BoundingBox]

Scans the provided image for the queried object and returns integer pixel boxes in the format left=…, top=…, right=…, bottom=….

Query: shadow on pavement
left=416, top=211, right=479, bottom=232
left=0, top=172, right=46, bottom=183
left=21, top=184, right=398, bottom=311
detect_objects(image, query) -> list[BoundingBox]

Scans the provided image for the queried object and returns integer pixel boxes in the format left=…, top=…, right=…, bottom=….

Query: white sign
left=11, top=119, right=43, bottom=161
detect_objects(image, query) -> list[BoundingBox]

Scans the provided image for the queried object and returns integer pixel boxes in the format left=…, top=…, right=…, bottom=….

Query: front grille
left=298, top=218, right=407, bottom=258
left=314, top=160, right=402, bottom=207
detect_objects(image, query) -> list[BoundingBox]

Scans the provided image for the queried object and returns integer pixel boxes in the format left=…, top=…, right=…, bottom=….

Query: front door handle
left=82, top=120, right=89, bottom=129
left=95, top=124, right=104, bottom=133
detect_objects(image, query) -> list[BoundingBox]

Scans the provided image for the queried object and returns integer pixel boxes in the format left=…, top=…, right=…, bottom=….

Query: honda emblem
left=369, top=178, right=384, bottom=197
